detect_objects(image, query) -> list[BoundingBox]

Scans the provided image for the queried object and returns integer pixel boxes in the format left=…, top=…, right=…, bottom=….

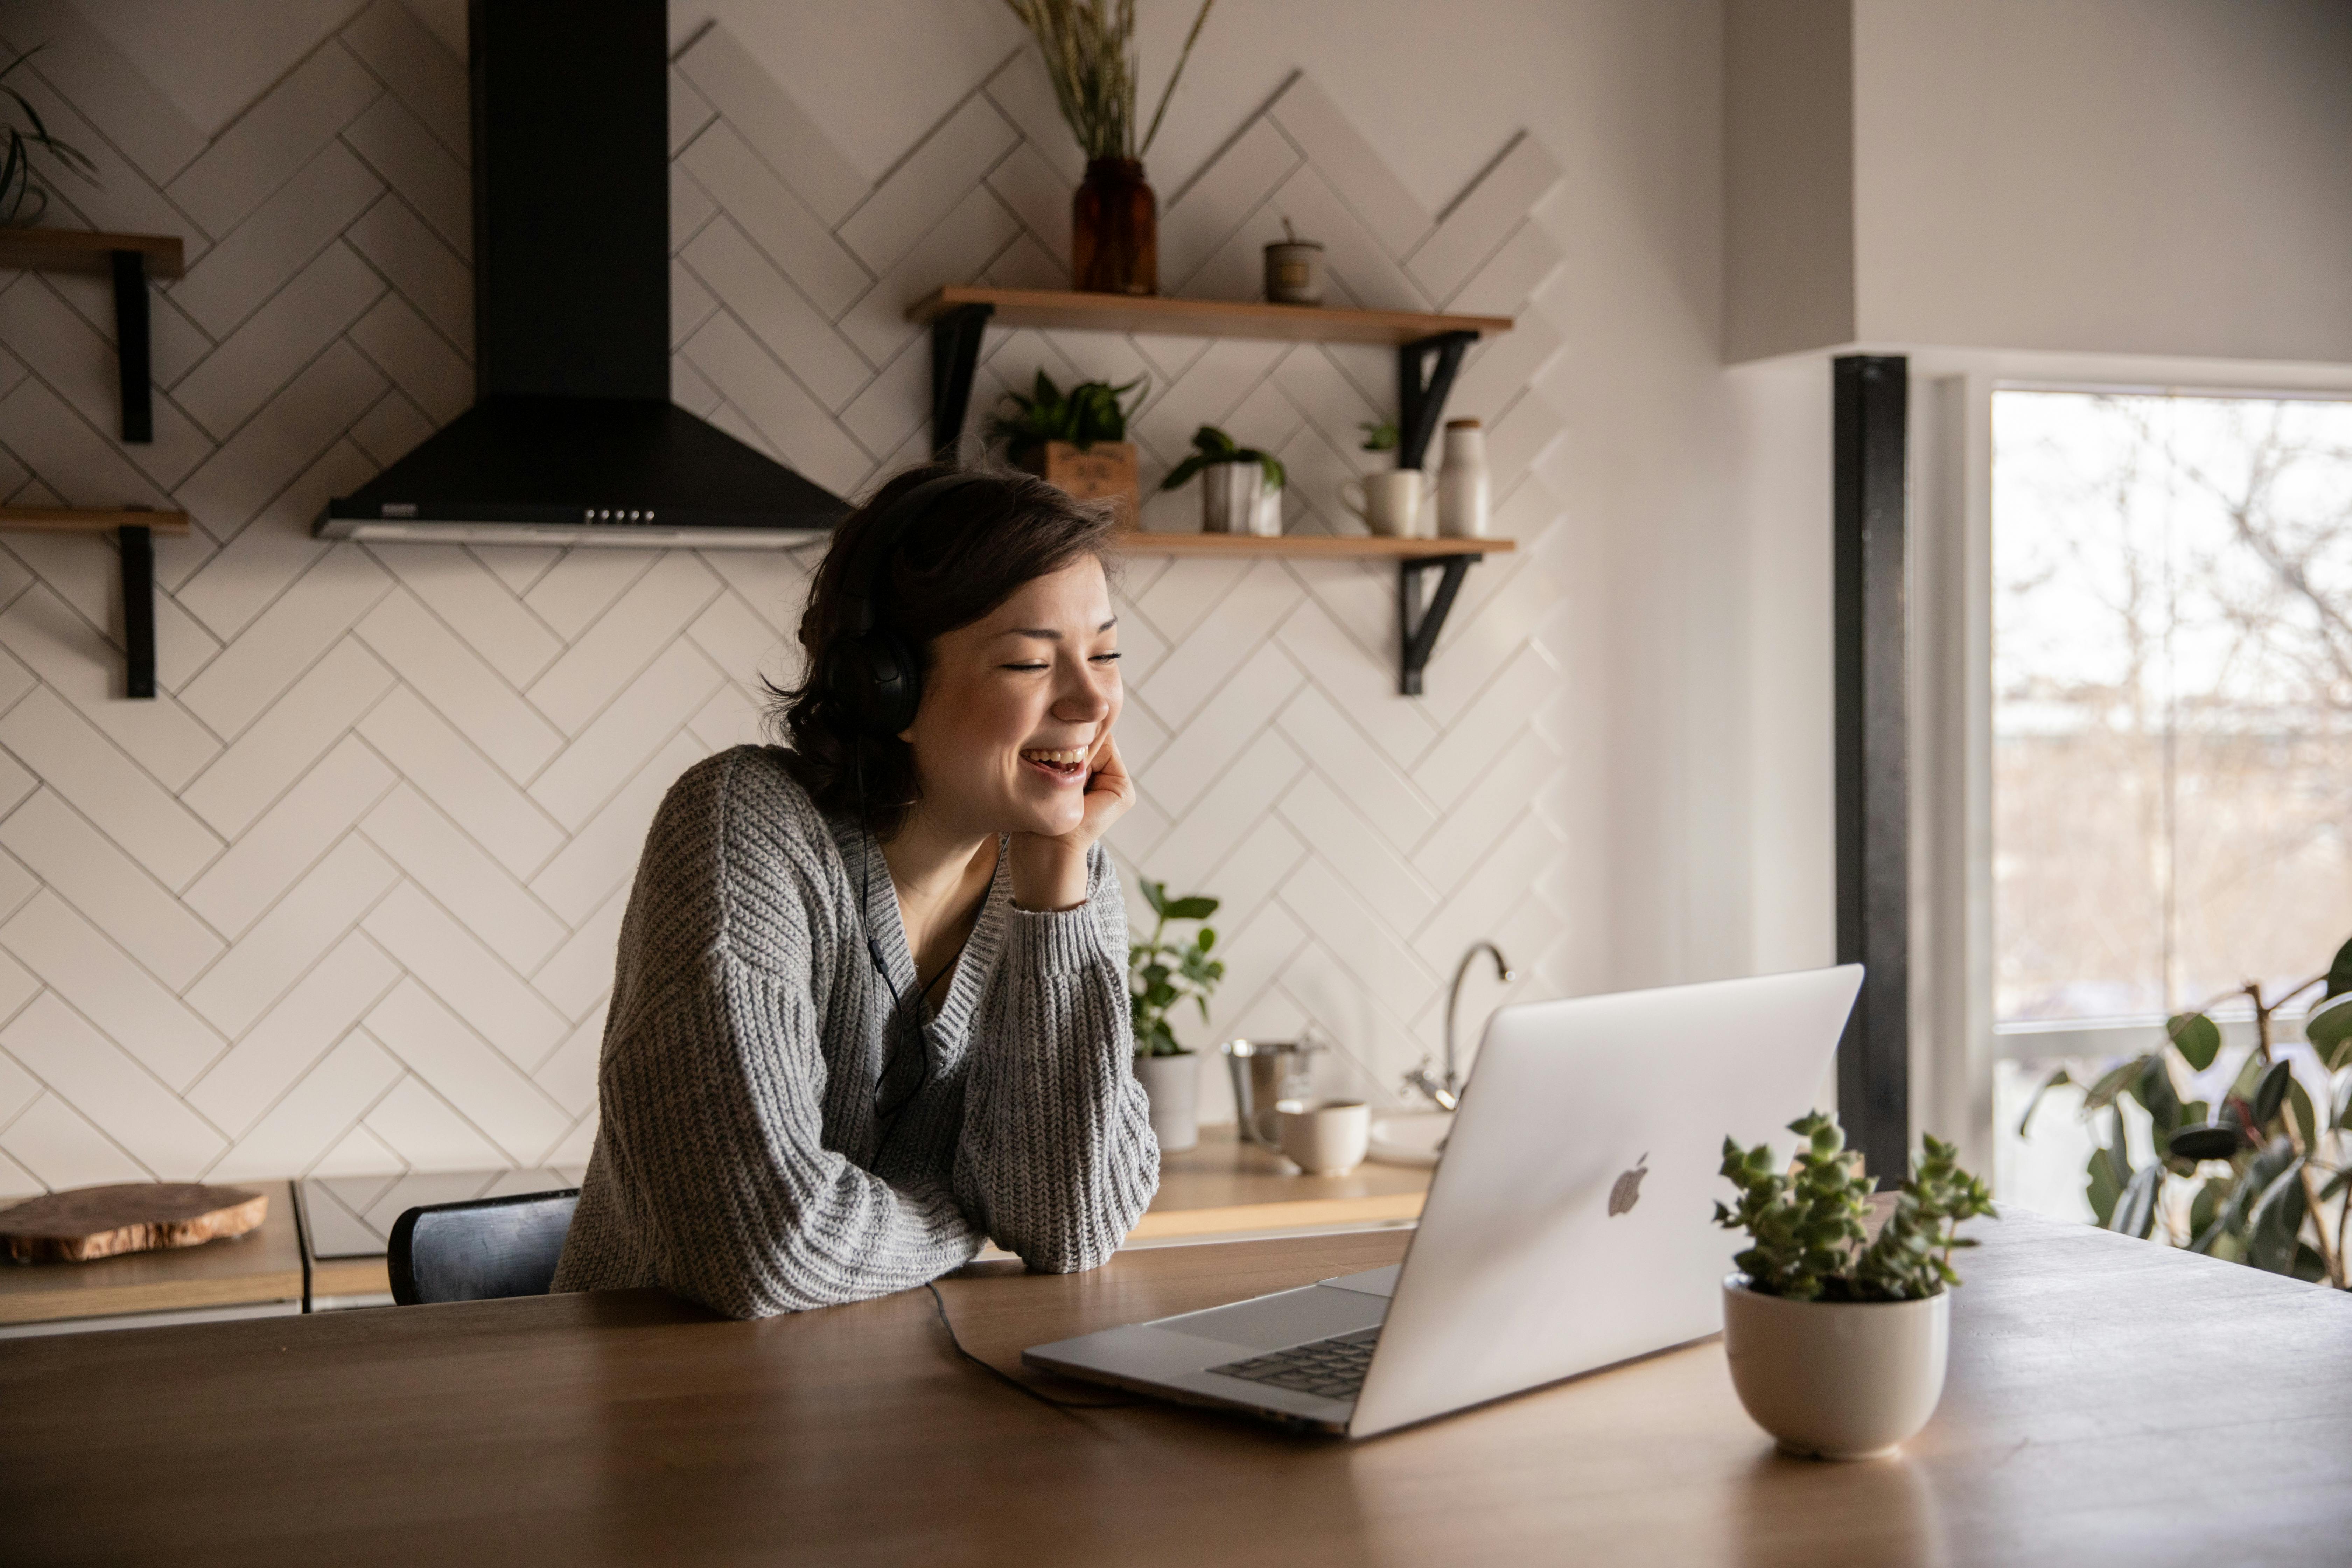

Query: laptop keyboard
left=1209, top=1326, right=1382, bottom=1401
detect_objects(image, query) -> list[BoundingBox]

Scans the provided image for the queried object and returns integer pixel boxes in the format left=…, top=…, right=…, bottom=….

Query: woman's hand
left=1009, top=734, right=1132, bottom=911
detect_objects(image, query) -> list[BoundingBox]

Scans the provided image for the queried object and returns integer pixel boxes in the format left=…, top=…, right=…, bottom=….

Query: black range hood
left=318, top=0, right=848, bottom=548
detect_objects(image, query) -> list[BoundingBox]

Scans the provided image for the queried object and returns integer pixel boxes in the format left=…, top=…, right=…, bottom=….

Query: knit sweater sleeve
left=952, top=845, right=1160, bottom=1271
left=589, top=948, right=985, bottom=1318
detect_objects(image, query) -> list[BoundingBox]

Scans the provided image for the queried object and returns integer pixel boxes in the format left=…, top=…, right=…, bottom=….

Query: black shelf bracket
left=119, top=523, right=155, bottom=698
left=929, top=302, right=993, bottom=463
left=110, top=248, right=153, bottom=444
left=1396, top=330, right=1476, bottom=470
left=1397, top=553, right=1480, bottom=696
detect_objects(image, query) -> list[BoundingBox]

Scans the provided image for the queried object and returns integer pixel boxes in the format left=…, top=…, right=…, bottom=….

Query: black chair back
left=387, top=1189, right=580, bottom=1306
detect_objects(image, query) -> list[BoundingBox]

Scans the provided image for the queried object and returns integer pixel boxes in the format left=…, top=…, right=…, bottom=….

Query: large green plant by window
left=2021, top=935, right=2352, bottom=1288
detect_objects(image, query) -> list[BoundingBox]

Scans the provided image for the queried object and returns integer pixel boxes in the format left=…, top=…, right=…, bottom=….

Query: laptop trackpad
left=1158, top=1282, right=1388, bottom=1351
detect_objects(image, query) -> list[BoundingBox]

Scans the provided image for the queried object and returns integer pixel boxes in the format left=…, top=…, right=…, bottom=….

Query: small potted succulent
left=1129, top=878, right=1224, bottom=1153
left=988, top=370, right=1147, bottom=524
left=1160, top=425, right=1284, bottom=536
left=1714, top=1112, right=1996, bottom=1459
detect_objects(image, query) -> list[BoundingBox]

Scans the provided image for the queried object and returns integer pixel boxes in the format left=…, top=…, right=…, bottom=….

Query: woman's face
left=902, top=555, right=1121, bottom=840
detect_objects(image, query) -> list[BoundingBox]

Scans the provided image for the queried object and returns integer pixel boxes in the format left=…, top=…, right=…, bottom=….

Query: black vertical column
left=1833, top=354, right=1909, bottom=1184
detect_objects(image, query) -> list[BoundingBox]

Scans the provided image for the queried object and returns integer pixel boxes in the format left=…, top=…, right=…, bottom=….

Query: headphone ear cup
left=864, top=628, right=922, bottom=736
left=830, top=630, right=922, bottom=738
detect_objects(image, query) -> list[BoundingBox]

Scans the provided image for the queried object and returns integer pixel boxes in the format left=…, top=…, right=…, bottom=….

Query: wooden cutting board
left=0, top=1183, right=269, bottom=1264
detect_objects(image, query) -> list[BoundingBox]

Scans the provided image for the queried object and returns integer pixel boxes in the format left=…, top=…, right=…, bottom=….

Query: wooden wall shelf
left=0, top=227, right=184, bottom=446
left=912, top=286, right=1518, bottom=695
left=0, top=508, right=188, bottom=698
left=906, top=286, right=1511, bottom=348
left=0, top=228, right=184, bottom=277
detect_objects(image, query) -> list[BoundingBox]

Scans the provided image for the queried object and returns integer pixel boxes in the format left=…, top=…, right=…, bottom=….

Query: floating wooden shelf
left=913, top=286, right=1518, bottom=696
left=0, top=227, right=184, bottom=447
left=906, top=285, right=1511, bottom=348
left=1116, top=531, right=1514, bottom=559
left=0, top=227, right=184, bottom=277
left=0, top=507, right=187, bottom=698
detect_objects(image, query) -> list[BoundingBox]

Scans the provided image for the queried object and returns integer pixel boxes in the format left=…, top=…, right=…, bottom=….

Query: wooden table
left=0, top=1181, right=302, bottom=1334
left=4, top=1209, right=2345, bottom=1564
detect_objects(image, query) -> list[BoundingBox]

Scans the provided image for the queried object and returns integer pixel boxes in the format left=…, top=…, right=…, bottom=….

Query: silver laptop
left=1025, top=965, right=1863, bottom=1438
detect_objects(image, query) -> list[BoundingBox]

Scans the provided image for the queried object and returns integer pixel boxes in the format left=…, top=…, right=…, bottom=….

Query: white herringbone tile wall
left=0, top=2, right=1572, bottom=1191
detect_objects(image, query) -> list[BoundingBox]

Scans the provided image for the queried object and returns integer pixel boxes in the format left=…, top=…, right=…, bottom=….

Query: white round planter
left=1721, top=1275, right=1949, bottom=1460
left=1133, top=1050, right=1200, bottom=1153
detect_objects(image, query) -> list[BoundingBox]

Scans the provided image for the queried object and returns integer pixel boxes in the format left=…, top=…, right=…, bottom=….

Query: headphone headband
left=829, top=470, right=993, bottom=738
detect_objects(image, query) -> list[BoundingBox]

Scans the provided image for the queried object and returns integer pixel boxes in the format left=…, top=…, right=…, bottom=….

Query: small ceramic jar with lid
left=1436, top=418, right=1490, bottom=539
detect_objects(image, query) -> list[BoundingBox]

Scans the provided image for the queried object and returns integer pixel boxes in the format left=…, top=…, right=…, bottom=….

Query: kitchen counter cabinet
left=0, top=1181, right=302, bottom=1335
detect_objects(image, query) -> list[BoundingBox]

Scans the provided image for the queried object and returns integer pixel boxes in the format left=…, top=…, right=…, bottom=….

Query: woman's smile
left=1018, top=744, right=1093, bottom=784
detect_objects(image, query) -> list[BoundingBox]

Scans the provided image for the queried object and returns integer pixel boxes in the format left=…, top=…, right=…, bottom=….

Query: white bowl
left=1366, top=1110, right=1453, bottom=1168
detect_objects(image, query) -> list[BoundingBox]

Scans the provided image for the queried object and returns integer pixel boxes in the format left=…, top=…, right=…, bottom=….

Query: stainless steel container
left=1199, top=461, right=1265, bottom=534
left=1221, top=1035, right=1324, bottom=1146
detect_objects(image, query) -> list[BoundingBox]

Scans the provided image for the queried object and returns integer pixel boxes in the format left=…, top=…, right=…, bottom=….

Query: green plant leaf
left=2305, top=991, right=2352, bottom=1072
left=1163, top=895, right=1217, bottom=919
left=2109, top=1163, right=2163, bottom=1239
left=2165, top=1011, right=2222, bottom=1071
left=2245, top=1157, right=2309, bottom=1274
left=2015, top=1066, right=2073, bottom=1136
left=2137, top=1055, right=2184, bottom=1131
left=2081, top=1056, right=2149, bottom=1114
left=2167, top=1122, right=2244, bottom=1162
left=2252, top=1059, right=2293, bottom=1127
left=2325, top=934, right=2352, bottom=999
left=2085, top=1138, right=2127, bottom=1227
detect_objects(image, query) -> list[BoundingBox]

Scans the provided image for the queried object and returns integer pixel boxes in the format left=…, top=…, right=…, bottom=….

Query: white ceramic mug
left=1339, top=470, right=1432, bottom=538
left=1277, top=1098, right=1371, bottom=1177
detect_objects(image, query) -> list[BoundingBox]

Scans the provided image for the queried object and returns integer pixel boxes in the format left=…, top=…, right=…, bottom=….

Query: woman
left=552, top=466, right=1157, bottom=1317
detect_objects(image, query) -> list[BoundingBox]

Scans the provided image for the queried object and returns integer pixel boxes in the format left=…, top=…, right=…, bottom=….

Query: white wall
left=1727, top=0, right=2352, bottom=366
left=1854, top=0, right=2352, bottom=363
left=0, top=0, right=1781, bottom=1189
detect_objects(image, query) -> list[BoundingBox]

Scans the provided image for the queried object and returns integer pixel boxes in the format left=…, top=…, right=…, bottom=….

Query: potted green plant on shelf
left=1715, top=1112, right=1996, bottom=1459
left=1129, top=878, right=1224, bottom=1153
left=987, top=369, right=1147, bottom=524
left=2017, top=934, right=2352, bottom=1288
left=1160, top=424, right=1284, bottom=537
left=1003, top=0, right=1218, bottom=296
left=0, top=46, right=96, bottom=226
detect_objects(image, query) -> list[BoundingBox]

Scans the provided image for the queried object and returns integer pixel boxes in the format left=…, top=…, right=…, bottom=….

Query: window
left=1989, top=388, right=2352, bottom=1213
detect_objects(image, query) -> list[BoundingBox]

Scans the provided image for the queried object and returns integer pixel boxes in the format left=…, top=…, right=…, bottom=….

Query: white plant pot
left=1721, top=1275, right=1949, bottom=1460
left=1134, top=1050, right=1200, bottom=1153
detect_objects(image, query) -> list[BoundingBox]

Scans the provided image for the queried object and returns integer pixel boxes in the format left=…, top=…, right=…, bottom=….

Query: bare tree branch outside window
left=1993, top=391, right=2352, bottom=1026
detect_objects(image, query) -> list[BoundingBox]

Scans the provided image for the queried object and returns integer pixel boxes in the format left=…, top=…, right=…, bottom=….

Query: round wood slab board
left=0, top=1183, right=268, bottom=1264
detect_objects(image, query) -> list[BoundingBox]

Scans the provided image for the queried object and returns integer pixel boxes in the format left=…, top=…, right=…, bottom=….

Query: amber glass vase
left=1072, top=157, right=1157, bottom=296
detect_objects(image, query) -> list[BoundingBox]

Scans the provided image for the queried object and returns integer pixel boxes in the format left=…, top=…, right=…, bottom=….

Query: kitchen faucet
left=1402, top=940, right=1514, bottom=1111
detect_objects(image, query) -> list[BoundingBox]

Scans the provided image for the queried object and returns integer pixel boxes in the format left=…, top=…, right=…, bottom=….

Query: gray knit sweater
left=551, top=745, right=1158, bottom=1317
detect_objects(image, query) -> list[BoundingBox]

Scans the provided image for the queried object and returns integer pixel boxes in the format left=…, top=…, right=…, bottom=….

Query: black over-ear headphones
left=828, top=471, right=993, bottom=739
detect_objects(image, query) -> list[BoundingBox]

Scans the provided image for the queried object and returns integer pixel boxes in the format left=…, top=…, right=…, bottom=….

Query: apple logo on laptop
left=1607, top=1153, right=1649, bottom=1217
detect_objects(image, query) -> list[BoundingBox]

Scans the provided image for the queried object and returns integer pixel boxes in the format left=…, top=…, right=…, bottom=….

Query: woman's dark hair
left=770, top=463, right=1119, bottom=838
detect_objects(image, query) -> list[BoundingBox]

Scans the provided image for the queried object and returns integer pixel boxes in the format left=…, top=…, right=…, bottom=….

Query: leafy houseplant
left=2018, top=934, right=2352, bottom=1288
left=1160, top=424, right=1284, bottom=536
left=1003, top=0, right=1218, bottom=294
left=0, top=47, right=96, bottom=227
left=1714, top=1112, right=1995, bottom=1458
left=988, top=370, right=1147, bottom=523
left=1127, top=879, right=1224, bottom=1153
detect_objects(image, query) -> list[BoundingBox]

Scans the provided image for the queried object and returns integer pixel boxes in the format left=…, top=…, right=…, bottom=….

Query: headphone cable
left=923, top=1280, right=1139, bottom=1415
